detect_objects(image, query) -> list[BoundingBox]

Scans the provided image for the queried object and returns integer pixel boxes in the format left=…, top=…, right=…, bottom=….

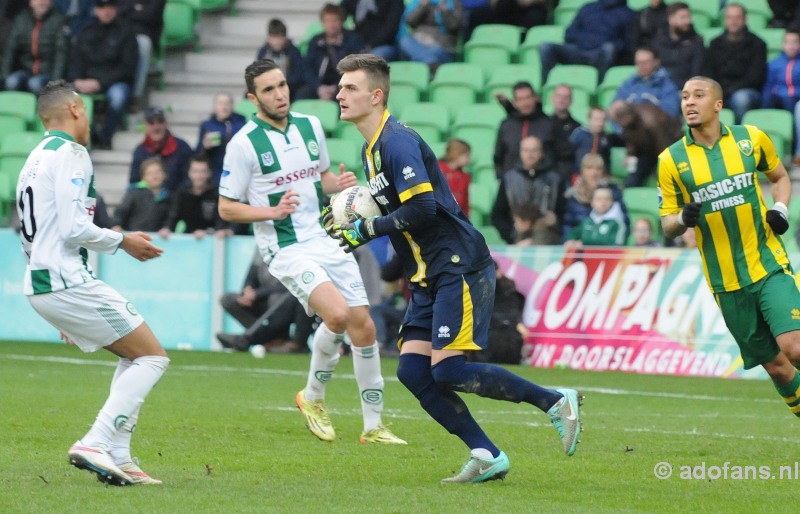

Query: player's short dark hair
left=37, top=79, right=78, bottom=122
left=337, top=53, right=391, bottom=107
left=268, top=18, right=286, bottom=37
left=512, top=81, right=535, bottom=95
left=667, top=2, right=689, bottom=16
left=320, top=3, right=344, bottom=21
left=245, top=58, right=281, bottom=95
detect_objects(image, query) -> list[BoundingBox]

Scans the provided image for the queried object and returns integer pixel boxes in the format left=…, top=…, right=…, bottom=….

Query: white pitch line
left=0, top=353, right=774, bottom=403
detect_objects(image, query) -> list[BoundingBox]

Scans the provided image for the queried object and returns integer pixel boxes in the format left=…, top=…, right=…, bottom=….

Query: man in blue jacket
left=539, top=0, right=634, bottom=82
left=612, top=46, right=680, bottom=118
left=762, top=30, right=800, bottom=164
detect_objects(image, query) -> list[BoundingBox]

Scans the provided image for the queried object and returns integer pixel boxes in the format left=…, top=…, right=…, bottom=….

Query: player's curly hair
left=337, top=54, right=391, bottom=107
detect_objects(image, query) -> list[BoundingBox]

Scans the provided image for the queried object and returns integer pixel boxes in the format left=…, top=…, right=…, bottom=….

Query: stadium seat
left=326, top=138, right=362, bottom=174
left=388, top=61, right=430, bottom=112
left=519, top=25, right=564, bottom=67
left=760, top=28, right=786, bottom=60
left=553, top=5, right=580, bottom=27
left=387, top=85, right=420, bottom=116
left=428, top=63, right=484, bottom=117
left=468, top=178, right=498, bottom=226
left=162, top=2, right=198, bottom=51
left=451, top=126, right=496, bottom=168
left=399, top=102, right=450, bottom=141
left=464, top=24, right=521, bottom=79
left=622, top=187, right=661, bottom=241
left=0, top=91, right=37, bottom=129
left=485, top=63, right=542, bottom=100
left=596, top=65, right=635, bottom=108
left=719, top=108, right=735, bottom=127
left=626, top=0, right=651, bottom=9
left=542, top=64, right=598, bottom=103
left=452, top=103, right=506, bottom=132
left=478, top=224, right=504, bottom=245
left=682, top=0, right=717, bottom=26
left=291, top=99, right=340, bottom=136
left=234, top=98, right=257, bottom=118
left=698, top=26, right=724, bottom=46
left=609, top=146, right=628, bottom=182
left=299, top=21, right=323, bottom=55
left=199, top=0, right=229, bottom=11
left=334, top=122, right=365, bottom=146
left=741, top=108, right=794, bottom=158
left=428, top=140, right=446, bottom=161
left=0, top=116, right=27, bottom=146
left=0, top=131, right=41, bottom=157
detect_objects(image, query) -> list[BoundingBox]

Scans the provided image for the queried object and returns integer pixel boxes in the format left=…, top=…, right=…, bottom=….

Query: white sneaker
left=117, top=458, right=163, bottom=485
left=68, top=443, right=132, bottom=486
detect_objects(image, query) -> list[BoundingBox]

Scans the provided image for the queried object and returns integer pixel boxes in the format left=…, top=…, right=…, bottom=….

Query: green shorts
left=715, top=269, right=800, bottom=369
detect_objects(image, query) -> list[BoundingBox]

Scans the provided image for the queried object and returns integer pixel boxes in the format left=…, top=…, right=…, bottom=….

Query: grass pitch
left=0, top=340, right=797, bottom=513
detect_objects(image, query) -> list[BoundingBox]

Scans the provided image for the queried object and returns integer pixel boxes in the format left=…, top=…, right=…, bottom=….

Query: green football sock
left=773, top=370, right=800, bottom=417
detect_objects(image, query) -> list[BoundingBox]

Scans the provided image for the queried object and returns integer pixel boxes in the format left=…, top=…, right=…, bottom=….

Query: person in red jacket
left=437, top=138, right=471, bottom=217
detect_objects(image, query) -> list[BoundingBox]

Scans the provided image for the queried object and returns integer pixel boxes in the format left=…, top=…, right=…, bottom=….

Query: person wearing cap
left=67, top=0, right=138, bottom=149
left=129, top=106, right=193, bottom=192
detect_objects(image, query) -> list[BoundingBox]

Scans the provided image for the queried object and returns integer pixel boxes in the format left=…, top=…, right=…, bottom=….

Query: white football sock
left=351, top=342, right=384, bottom=432
left=305, top=323, right=342, bottom=402
left=81, top=355, right=169, bottom=449
left=110, top=406, right=138, bottom=464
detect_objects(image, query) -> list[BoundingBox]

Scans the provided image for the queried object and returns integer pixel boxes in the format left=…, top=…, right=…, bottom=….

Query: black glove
left=766, top=202, right=789, bottom=235
left=679, top=202, right=702, bottom=228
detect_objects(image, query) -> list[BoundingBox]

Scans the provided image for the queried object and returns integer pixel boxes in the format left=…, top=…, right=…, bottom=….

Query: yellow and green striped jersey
left=658, top=124, right=790, bottom=293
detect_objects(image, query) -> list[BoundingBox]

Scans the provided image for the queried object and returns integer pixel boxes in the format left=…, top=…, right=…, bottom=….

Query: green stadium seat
left=451, top=126, right=496, bottom=168
left=688, top=11, right=712, bottom=30
left=627, top=0, right=651, bottom=9
left=719, top=108, right=735, bottom=127
left=542, top=64, right=598, bottom=103
left=485, top=63, right=542, bottom=100
left=234, top=98, right=257, bottom=118
left=741, top=108, right=794, bottom=158
left=609, top=146, right=628, bottom=181
left=519, top=25, right=563, bottom=69
left=199, top=0, right=229, bottom=11
left=389, top=61, right=430, bottom=95
left=0, top=131, right=41, bottom=157
left=468, top=178, right=498, bottom=225
left=387, top=85, right=420, bottom=116
left=698, top=26, right=724, bottom=46
left=622, top=187, right=662, bottom=241
left=399, top=102, right=450, bottom=141
left=760, top=28, right=786, bottom=60
left=0, top=91, right=37, bottom=129
left=334, top=122, right=365, bottom=146
left=299, top=21, right=323, bottom=55
left=478, top=224, right=504, bottom=245
left=452, top=103, right=506, bottom=132
left=291, top=99, right=340, bottom=136
left=428, top=63, right=484, bottom=117
left=428, top=141, right=446, bottom=160
left=409, top=125, right=443, bottom=144
left=553, top=5, right=580, bottom=27
left=682, top=0, right=718, bottom=24
left=0, top=116, right=27, bottom=146
left=596, top=65, right=635, bottom=108
left=326, top=138, right=362, bottom=174
left=464, top=24, right=521, bottom=79
left=162, top=2, right=198, bottom=50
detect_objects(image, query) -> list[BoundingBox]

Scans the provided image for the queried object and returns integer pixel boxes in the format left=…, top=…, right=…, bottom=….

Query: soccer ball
left=330, top=185, right=381, bottom=224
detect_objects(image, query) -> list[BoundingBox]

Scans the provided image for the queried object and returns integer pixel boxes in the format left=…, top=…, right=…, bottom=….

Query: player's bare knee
left=323, top=308, right=350, bottom=333
left=764, top=355, right=796, bottom=383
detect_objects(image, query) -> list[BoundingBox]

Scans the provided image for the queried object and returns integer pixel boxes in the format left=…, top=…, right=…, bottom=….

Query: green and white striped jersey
left=220, top=112, right=331, bottom=262
left=16, top=131, right=123, bottom=295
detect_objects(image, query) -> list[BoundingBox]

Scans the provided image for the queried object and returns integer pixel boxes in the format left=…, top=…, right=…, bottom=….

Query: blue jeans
left=727, top=88, right=760, bottom=123
left=539, top=42, right=615, bottom=83
left=134, top=34, right=151, bottom=99
left=5, top=70, right=51, bottom=94
left=370, top=44, right=398, bottom=61
left=398, top=35, right=455, bottom=65
left=97, top=82, right=131, bottom=145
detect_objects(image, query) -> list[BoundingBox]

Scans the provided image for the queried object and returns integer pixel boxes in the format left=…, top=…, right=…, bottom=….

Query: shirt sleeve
left=219, top=137, right=254, bottom=201
left=657, top=148, right=685, bottom=217
left=311, top=116, right=331, bottom=172
left=53, top=145, right=123, bottom=254
left=749, top=126, right=781, bottom=173
left=383, top=133, right=433, bottom=204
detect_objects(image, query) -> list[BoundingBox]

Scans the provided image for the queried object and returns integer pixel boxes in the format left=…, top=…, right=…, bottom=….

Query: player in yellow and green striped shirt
left=659, top=76, right=800, bottom=418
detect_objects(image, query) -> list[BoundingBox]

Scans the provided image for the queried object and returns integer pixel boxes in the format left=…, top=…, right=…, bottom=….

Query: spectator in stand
left=398, top=0, right=464, bottom=70
left=341, top=0, right=404, bottom=61
left=761, top=31, right=800, bottom=165
left=68, top=0, right=137, bottom=150
left=491, top=135, right=563, bottom=244
left=465, top=0, right=548, bottom=39
left=256, top=18, right=315, bottom=101
left=768, top=0, right=800, bottom=29
left=52, top=0, right=93, bottom=37
left=493, top=81, right=555, bottom=178
left=539, top=0, right=634, bottom=83
left=608, top=99, right=682, bottom=186
left=112, top=157, right=170, bottom=232
left=129, top=106, right=194, bottom=192
left=117, top=0, right=166, bottom=103
left=196, top=93, right=246, bottom=185
left=549, top=84, right=581, bottom=180
left=569, top=105, right=611, bottom=178
left=158, top=154, right=231, bottom=240
left=631, top=216, right=660, bottom=247
left=0, top=1, right=20, bottom=55
left=437, top=138, right=471, bottom=216
left=707, top=3, right=767, bottom=123
left=1, top=0, right=68, bottom=94
left=92, top=192, right=113, bottom=229
left=631, top=0, right=668, bottom=48
left=561, top=153, right=627, bottom=240
left=612, top=46, right=681, bottom=118
left=564, top=185, right=628, bottom=248
left=652, top=2, right=705, bottom=88
left=511, top=203, right=558, bottom=246
left=305, top=3, right=367, bottom=101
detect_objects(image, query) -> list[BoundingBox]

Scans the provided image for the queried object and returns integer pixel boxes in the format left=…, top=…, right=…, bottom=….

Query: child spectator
left=437, top=138, right=471, bottom=216
left=255, top=18, right=314, bottom=101
left=631, top=216, right=660, bottom=247
left=569, top=106, right=611, bottom=178
left=511, top=203, right=560, bottom=246
left=196, top=93, right=246, bottom=185
left=158, top=154, right=231, bottom=240
left=561, top=153, right=628, bottom=240
left=565, top=185, right=628, bottom=248
left=761, top=30, right=800, bottom=164
left=112, top=157, right=170, bottom=232
left=129, top=106, right=194, bottom=192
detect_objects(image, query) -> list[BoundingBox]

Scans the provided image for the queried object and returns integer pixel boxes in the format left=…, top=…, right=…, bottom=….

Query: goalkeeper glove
left=332, top=215, right=378, bottom=253
left=766, top=202, right=789, bottom=235
left=678, top=202, right=702, bottom=228
left=320, top=193, right=338, bottom=233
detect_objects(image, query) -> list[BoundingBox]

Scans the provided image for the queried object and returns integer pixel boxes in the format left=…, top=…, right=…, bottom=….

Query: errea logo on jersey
left=402, top=166, right=415, bottom=180
left=438, top=326, right=451, bottom=339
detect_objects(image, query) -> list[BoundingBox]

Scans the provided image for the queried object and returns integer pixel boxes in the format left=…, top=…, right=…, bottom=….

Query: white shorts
left=268, top=236, right=369, bottom=316
left=28, top=280, right=144, bottom=353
